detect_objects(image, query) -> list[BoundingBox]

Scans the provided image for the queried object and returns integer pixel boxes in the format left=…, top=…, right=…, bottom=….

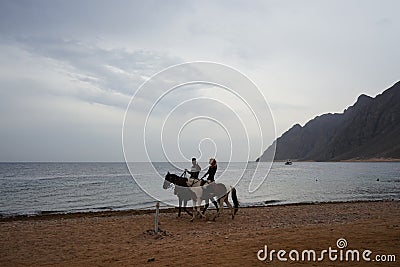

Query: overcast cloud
left=0, top=0, right=399, bottom=161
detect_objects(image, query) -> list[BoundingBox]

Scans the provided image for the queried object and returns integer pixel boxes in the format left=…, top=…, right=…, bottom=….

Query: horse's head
left=163, top=171, right=173, bottom=189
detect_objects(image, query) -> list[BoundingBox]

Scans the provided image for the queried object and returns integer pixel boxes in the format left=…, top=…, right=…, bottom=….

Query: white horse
left=187, top=177, right=238, bottom=221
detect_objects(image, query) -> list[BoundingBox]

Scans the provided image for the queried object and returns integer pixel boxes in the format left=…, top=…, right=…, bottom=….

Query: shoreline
left=1, top=199, right=398, bottom=222
left=2, top=159, right=400, bottom=164
left=1, top=200, right=398, bottom=266
left=271, top=158, right=400, bottom=162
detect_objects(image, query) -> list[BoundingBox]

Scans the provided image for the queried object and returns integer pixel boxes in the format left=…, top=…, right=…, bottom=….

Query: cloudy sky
left=0, top=0, right=399, bottom=162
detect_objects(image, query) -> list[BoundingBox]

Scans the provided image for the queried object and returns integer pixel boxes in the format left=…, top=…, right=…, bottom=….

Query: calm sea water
left=0, top=162, right=399, bottom=217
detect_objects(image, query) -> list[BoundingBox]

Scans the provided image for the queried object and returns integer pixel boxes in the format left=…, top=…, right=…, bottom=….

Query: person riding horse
left=201, top=158, right=219, bottom=213
left=185, top=157, right=219, bottom=213
left=185, top=157, right=201, bottom=179
left=202, top=158, right=217, bottom=183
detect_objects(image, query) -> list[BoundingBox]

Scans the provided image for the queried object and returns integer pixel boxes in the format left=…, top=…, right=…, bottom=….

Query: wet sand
left=0, top=201, right=399, bottom=266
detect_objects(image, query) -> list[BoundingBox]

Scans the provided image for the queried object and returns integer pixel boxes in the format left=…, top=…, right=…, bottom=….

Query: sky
left=0, top=0, right=399, bottom=162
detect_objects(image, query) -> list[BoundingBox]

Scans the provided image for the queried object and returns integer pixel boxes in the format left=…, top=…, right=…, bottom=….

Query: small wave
left=264, top=200, right=282, bottom=205
left=0, top=210, right=45, bottom=218
left=4, top=173, right=131, bottom=181
left=237, top=200, right=284, bottom=207
left=383, top=179, right=400, bottom=183
left=2, top=174, right=16, bottom=178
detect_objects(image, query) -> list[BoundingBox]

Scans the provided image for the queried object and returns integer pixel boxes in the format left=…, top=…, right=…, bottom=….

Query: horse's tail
left=231, top=187, right=239, bottom=215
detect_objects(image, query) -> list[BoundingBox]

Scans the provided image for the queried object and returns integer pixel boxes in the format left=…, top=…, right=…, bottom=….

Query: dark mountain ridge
left=257, top=81, right=400, bottom=161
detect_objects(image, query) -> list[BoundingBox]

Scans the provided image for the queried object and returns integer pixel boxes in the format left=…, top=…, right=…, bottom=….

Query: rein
left=180, top=171, right=202, bottom=186
left=189, top=178, right=199, bottom=187
left=189, top=178, right=208, bottom=187
left=167, top=172, right=207, bottom=188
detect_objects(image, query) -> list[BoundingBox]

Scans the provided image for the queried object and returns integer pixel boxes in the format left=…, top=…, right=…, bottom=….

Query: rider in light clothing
left=185, top=157, right=201, bottom=179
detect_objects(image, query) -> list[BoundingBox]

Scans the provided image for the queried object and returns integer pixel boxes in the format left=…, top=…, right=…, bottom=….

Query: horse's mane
left=166, top=172, right=185, bottom=180
left=169, top=173, right=181, bottom=179
left=166, top=172, right=190, bottom=188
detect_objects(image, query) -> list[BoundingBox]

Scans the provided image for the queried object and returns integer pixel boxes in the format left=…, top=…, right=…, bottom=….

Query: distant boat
left=285, top=160, right=292, bottom=165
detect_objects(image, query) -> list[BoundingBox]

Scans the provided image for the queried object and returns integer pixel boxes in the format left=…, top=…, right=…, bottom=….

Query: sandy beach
left=0, top=201, right=399, bottom=266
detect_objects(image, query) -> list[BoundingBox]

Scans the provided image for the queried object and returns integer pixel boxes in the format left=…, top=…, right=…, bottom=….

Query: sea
left=0, top=162, right=399, bottom=217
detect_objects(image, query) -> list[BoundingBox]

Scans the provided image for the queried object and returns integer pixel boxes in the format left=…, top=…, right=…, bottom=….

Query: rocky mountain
left=257, top=81, right=400, bottom=161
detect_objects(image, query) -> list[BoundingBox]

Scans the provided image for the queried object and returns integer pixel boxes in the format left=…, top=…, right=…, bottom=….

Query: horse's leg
left=191, top=199, right=196, bottom=222
left=224, top=193, right=234, bottom=219
left=190, top=189, right=204, bottom=221
left=202, top=199, right=210, bottom=215
left=191, top=202, right=202, bottom=221
left=211, top=197, right=219, bottom=210
left=178, top=197, right=182, bottom=217
left=183, top=200, right=192, bottom=216
left=196, top=198, right=204, bottom=218
left=213, top=196, right=225, bottom=221
left=218, top=196, right=226, bottom=217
